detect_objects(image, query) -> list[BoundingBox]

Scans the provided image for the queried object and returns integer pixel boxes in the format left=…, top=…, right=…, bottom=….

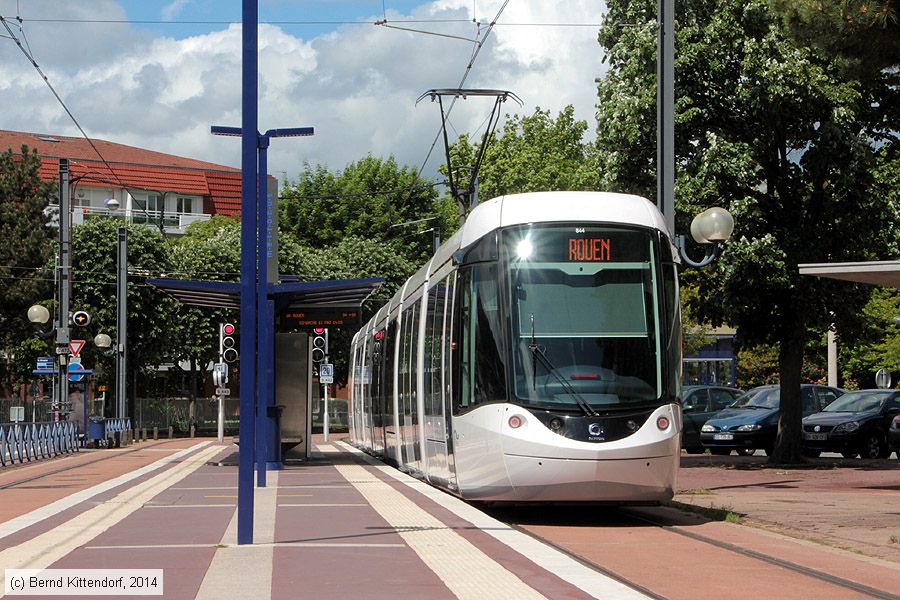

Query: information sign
left=9, top=407, right=24, bottom=422
left=319, top=363, right=334, bottom=384
left=281, top=307, right=360, bottom=329
left=36, top=356, right=54, bottom=370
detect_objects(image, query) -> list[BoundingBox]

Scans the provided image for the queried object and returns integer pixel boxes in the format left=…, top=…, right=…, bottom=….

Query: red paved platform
left=0, top=438, right=639, bottom=600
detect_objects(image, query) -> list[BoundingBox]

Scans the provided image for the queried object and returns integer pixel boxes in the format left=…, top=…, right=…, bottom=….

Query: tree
left=279, top=155, right=448, bottom=265
left=70, top=218, right=176, bottom=410
left=167, top=224, right=243, bottom=424
left=446, top=106, right=601, bottom=208
left=279, top=234, right=416, bottom=384
left=0, top=146, right=55, bottom=392
left=595, top=0, right=898, bottom=462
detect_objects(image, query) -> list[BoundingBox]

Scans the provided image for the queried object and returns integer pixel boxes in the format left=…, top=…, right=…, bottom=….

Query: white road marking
left=336, top=441, right=649, bottom=600
left=0, top=442, right=213, bottom=542
left=334, top=462, right=548, bottom=600
left=195, top=472, right=278, bottom=599
left=0, top=444, right=222, bottom=598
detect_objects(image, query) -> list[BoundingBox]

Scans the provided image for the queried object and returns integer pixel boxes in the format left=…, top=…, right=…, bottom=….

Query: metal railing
left=0, top=421, right=79, bottom=467
left=69, top=206, right=211, bottom=234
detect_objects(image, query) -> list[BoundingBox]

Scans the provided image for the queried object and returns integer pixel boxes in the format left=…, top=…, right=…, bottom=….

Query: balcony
left=69, top=206, right=211, bottom=235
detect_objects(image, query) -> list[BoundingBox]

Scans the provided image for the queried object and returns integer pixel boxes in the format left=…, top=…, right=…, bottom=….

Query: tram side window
left=455, top=265, right=507, bottom=414
left=661, top=252, right=681, bottom=399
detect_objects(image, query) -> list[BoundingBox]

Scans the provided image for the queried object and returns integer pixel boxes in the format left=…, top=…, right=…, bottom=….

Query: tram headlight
left=516, top=238, right=533, bottom=260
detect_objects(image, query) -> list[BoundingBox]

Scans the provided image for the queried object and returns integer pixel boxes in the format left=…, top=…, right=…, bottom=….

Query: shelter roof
left=798, top=261, right=900, bottom=287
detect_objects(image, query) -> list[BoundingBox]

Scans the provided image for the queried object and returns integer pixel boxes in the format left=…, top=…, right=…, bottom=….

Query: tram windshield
left=503, top=225, right=661, bottom=410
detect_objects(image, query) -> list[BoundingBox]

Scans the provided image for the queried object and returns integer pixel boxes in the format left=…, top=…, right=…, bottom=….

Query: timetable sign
left=281, top=307, right=360, bottom=329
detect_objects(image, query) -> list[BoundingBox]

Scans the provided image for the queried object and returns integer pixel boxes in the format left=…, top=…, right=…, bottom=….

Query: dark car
left=680, top=385, right=744, bottom=454
left=802, top=389, right=900, bottom=459
left=700, top=384, right=844, bottom=456
left=890, top=413, right=900, bottom=459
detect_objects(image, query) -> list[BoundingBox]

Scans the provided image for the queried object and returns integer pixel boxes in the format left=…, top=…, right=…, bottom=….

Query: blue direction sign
left=36, top=356, right=54, bottom=371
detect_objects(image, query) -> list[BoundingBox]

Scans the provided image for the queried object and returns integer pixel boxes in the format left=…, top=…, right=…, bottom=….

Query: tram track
left=488, top=504, right=899, bottom=600
left=621, top=508, right=900, bottom=600
left=0, top=438, right=186, bottom=491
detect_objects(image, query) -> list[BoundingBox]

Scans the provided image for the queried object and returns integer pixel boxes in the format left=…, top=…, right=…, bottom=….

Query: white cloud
left=161, top=0, right=190, bottom=21
left=0, top=0, right=607, bottom=184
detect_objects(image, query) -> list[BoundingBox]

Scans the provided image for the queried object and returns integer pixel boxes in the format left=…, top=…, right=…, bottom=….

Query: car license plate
left=713, top=433, right=733, bottom=441
left=804, top=433, right=827, bottom=441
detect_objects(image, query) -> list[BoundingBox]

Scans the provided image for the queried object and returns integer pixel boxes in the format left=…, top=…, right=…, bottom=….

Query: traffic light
left=311, top=327, right=328, bottom=363
left=220, top=322, right=238, bottom=364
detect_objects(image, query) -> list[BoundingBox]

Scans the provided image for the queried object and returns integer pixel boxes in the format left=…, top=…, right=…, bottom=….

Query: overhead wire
left=0, top=13, right=149, bottom=207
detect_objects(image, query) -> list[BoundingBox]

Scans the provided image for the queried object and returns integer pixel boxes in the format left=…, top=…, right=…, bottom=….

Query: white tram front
left=349, top=192, right=682, bottom=503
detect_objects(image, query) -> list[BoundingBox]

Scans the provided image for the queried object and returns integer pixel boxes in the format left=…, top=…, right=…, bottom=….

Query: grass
left=890, top=535, right=899, bottom=544
left=678, top=488, right=714, bottom=495
left=667, top=499, right=745, bottom=524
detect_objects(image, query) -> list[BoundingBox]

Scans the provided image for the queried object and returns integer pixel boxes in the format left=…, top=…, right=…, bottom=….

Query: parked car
left=802, top=389, right=900, bottom=459
left=700, top=384, right=844, bottom=456
left=680, top=385, right=744, bottom=454
left=890, top=413, right=900, bottom=459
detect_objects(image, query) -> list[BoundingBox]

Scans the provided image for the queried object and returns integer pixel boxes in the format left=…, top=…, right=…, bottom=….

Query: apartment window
left=176, top=197, right=194, bottom=214
left=134, top=194, right=161, bottom=214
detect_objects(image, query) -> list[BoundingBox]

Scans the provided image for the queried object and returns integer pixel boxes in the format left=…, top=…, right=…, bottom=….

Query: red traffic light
left=313, top=327, right=326, bottom=335
left=223, top=323, right=236, bottom=335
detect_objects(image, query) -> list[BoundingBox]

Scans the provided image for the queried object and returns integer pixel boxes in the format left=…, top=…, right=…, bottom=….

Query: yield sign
left=69, top=339, right=86, bottom=358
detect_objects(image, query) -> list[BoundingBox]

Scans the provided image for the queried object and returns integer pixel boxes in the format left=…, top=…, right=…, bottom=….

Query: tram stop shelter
left=146, top=276, right=382, bottom=461
left=798, top=260, right=900, bottom=288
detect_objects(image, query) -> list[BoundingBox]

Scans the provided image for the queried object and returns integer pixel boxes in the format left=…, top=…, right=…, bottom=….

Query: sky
left=0, top=1, right=608, bottom=184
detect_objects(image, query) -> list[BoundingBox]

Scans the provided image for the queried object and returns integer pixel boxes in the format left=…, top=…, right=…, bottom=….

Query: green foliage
left=0, top=146, right=55, bottom=391
left=596, top=0, right=898, bottom=462
left=279, top=235, right=416, bottom=383
left=770, top=0, right=900, bottom=79
left=447, top=106, right=601, bottom=207
left=167, top=224, right=242, bottom=374
left=70, top=218, right=176, bottom=387
left=175, top=214, right=240, bottom=245
left=736, top=344, right=780, bottom=388
left=279, top=155, right=444, bottom=265
left=842, top=288, right=900, bottom=387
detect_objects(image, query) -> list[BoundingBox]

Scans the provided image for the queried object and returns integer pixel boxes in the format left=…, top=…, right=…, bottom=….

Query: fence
left=0, top=421, right=78, bottom=466
left=0, top=398, right=53, bottom=424
left=134, top=397, right=241, bottom=436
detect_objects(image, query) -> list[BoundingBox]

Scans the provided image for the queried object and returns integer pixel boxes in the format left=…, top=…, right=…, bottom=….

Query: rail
left=0, top=421, right=79, bottom=467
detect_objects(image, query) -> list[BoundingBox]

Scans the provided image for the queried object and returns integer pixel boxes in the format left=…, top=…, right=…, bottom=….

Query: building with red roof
left=0, top=129, right=244, bottom=234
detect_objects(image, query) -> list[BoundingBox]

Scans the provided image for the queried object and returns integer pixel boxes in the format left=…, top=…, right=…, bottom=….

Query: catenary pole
left=116, top=227, right=127, bottom=419
left=658, top=0, right=675, bottom=235
left=238, top=0, right=258, bottom=546
left=57, top=159, right=71, bottom=420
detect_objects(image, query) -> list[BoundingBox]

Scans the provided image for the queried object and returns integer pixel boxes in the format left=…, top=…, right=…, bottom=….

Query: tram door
left=424, top=272, right=458, bottom=488
left=371, top=330, right=387, bottom=458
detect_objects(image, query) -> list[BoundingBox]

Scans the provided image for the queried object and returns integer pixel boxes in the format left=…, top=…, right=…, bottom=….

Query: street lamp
left=93, top=333, right=114, bottom=355
left=28, top=304, right=53, bottom=337
left=676, top=207, right=735, bottom=268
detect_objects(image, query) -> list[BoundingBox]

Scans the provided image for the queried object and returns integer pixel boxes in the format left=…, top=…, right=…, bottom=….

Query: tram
left=349, top=191, right=682, bottom=503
